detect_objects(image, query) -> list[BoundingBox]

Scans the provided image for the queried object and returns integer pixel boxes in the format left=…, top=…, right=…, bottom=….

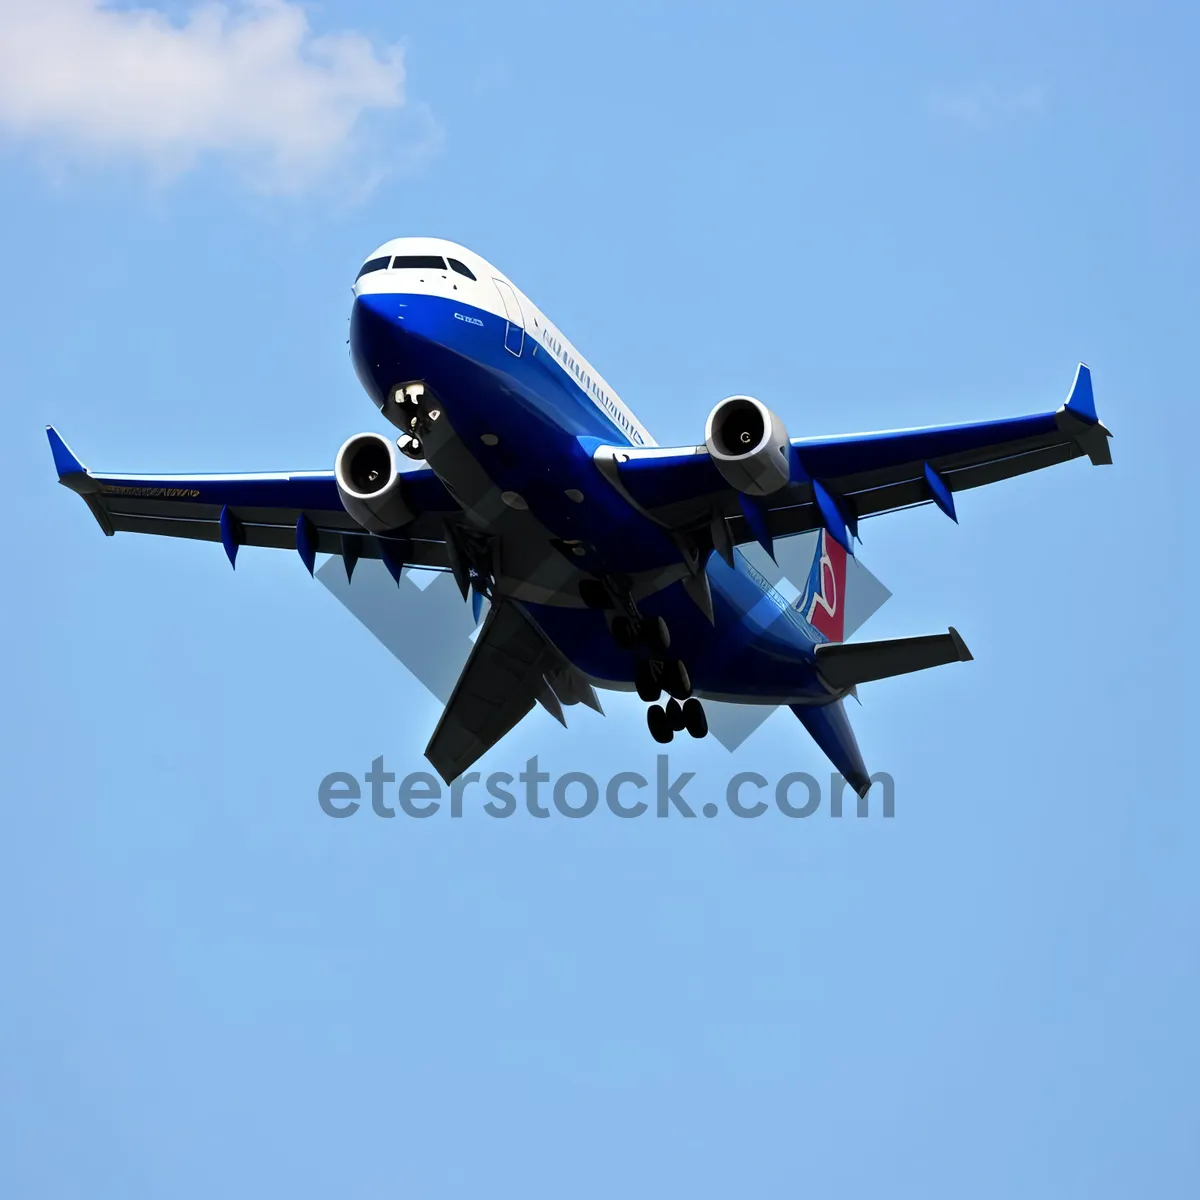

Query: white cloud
left=929, top=82, right=1047, bottom=129
left=0, top=0, right=411, bottom=191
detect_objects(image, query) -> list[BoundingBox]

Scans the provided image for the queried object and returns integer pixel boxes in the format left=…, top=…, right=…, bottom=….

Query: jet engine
left=334, top=432, right=414, bottom=532
left=704, top=395, right=791, bottom=495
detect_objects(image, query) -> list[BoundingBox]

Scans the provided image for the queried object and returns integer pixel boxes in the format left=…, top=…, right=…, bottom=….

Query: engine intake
left=704, top=395, right=791, bottom=495
left=334, top=432, right=414, bottom=532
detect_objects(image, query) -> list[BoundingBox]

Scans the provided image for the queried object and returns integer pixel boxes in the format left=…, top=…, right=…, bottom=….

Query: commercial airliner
left=47, top=237, right=1113, bottom=794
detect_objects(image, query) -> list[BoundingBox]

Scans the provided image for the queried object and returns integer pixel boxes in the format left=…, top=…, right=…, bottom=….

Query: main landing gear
left=599, top=594, right=709, bottom=745
left=646, top=695, right=708, bottom=744
left=640, top=654, right=706, bottom=744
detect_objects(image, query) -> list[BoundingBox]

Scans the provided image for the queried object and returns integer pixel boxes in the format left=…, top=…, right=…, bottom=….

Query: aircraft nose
left=352, top=289, right=402, bottom=331
left=350, top=291, right=408, bottom=356
left=350, top=292, right=408, bottom=409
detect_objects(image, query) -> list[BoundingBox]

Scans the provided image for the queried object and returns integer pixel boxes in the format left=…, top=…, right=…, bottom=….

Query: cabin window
left=355, top=256, right=391, bottom=280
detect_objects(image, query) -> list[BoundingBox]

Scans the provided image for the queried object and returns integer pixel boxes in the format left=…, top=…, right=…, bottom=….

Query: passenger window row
left=355, top=255, right=477, bottom=282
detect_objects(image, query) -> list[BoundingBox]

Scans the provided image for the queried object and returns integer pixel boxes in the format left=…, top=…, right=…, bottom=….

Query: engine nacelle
left=334, top=432, right=414, bottom=532
left=704, top=395, right=791, bottom=495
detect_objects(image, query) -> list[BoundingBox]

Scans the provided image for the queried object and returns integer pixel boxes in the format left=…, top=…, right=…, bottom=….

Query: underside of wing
left=596, top=364, right=1113, bottom=557
left=47, top=426, right=458, bottom=575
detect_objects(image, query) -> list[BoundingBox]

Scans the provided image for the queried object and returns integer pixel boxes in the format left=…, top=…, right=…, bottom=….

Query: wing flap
left=940, top=440, right=1080, bottom=493
left=103, top=508, right=451, bottom=567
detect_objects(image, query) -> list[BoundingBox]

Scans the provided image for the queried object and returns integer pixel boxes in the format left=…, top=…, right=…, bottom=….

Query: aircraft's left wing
left=595, top=364, right=1112, bottom=558
left=425, top=599, right=576, bottom=783
left=47, top=427, right=458, bottom=574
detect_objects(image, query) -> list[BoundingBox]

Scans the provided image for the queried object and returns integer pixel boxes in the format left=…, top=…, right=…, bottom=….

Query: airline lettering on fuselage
left=454, top=312, right=484, bottom=327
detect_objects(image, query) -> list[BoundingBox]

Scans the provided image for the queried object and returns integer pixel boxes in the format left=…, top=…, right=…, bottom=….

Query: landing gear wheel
left=579, top=580, right=610, bottom=609
left=646, top=704, right=673, bottom=744
left=660, top=659, right=692, bottom=700
left=665, top=697, right=687, bottom=731
left=682, top=697, right=708, bottom=739
left=635, top=661, right=662, bottom=703
left=641, top=615, right=670, bottom=652
left=611, top=615, right=637, bottom=649
left=396, top=433, right=425, bottom=461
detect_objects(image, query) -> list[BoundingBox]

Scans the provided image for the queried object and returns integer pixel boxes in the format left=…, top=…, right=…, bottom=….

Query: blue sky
left=2, top=1, right=1198, bottom=1196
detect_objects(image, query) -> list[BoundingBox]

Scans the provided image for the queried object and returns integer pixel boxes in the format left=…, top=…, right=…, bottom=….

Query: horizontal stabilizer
left=815, top=627, right=972, bottom=689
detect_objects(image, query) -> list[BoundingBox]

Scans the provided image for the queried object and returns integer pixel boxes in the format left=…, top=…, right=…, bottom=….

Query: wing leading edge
left=597, top=363, right=1112, bottom=557
left=46, top=427, right=458, bottom=576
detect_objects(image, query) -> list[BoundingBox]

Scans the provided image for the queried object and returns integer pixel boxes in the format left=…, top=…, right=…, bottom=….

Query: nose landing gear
left=388, top=382, right=437, bottom=461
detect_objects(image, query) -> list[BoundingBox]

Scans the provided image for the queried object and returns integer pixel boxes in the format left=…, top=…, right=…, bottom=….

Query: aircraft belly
left=520, top=564, right=827, bottom=704
left=349, top=293, right=837, bottom=702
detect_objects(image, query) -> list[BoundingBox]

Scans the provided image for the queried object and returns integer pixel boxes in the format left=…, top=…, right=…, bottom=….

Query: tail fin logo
left=796, top=528, right=847, bottom=642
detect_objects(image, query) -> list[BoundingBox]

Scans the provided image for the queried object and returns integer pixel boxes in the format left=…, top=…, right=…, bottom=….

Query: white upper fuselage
left=352, top=237, right=655, bottom=448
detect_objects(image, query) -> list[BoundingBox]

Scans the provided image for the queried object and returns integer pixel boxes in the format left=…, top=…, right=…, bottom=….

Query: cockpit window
left=355, top=256, right=391, bottom=281
left=448, top=258, right=477, bottom=281
left=392, top=255, right=447, bottom=270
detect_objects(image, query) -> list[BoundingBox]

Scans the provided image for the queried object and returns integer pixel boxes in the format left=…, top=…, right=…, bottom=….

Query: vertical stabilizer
left=794, top=527, right=848, bottom=642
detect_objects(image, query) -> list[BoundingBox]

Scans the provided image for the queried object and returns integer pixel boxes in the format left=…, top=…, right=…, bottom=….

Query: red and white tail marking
left=803, top=529, right=847, bottom=642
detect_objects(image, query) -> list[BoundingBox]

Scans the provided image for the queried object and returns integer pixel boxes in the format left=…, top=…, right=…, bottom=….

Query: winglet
left=46, top=426, right=94, bottom=492
left=1064, top=363, right=1097, bottom=423
left=46, top=425, right=113, bottom=532
left=1055, top=362, right=1112, bottom=466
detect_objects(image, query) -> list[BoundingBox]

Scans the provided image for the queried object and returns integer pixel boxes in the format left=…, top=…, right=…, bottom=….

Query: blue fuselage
left=350, top=289, right=830, bottom=705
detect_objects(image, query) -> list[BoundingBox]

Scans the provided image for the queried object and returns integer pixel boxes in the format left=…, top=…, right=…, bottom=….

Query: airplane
left=47, top=237, right=1113, bottom=796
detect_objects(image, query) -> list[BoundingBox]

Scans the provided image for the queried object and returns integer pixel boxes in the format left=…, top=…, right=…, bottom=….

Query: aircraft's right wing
left=595, top=364, right=1112, bottom=558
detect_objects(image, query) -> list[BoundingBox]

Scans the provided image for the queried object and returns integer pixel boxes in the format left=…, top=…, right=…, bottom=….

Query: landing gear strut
left=611, top=613, right=669, bottom=653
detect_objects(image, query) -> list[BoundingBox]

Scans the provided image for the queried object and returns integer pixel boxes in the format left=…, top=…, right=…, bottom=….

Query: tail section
left=791, top=699, right=871, bottom=798
left=793, top=627, right=971, bottom=793
left=789, top=536, right=973, bottom=793
left=815, top=628, right=973, bottom=689
left=794, top=527, right=848, bottom=642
